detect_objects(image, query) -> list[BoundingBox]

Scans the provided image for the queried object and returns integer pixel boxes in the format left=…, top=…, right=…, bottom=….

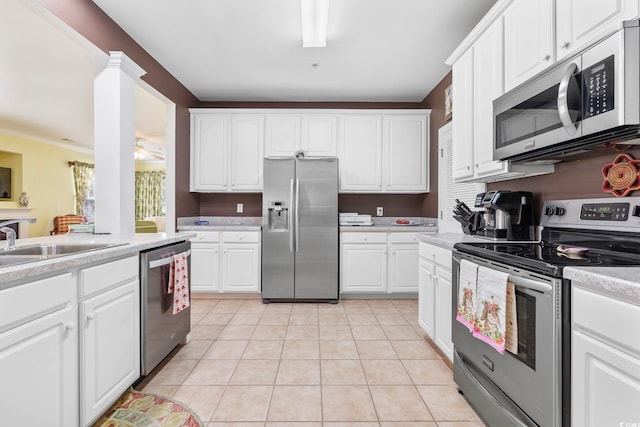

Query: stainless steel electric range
left=452, top=197, right=640, bottom=427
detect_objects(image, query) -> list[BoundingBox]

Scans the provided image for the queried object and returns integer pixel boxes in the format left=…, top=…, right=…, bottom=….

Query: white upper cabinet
left=339, top=112, right=430, bottom=193
left=190, top=111, right=263, bottom=192
left=301, top=115, right=337, bottom=156
left=504, top=0, right=554, bottom=91
left=473, top=17, right=509, bottom=177
left=190, top=114, right=228, bottom=191
left=265, top=114, right=337, bottom=157
left=338, top=115, right=383, bottom=191
left=452, top=48, right=475, bottom=181
left=384, top=114, right=429, bottom=192
left=230, top=115, right=264, bottom=191
left=556, top=0, right=639, bottom=60
left=265, top=115, right=301, bottom=157
left=191, top=109, right=429, bottom=193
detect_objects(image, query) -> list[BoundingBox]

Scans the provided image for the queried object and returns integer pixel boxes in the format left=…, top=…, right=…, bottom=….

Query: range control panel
left=580, top=202, right=629, bottom=221
left=541, top=197, right=640, bottom=232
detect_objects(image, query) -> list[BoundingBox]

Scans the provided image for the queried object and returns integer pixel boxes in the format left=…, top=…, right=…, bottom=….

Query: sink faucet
left=0, top=218, right=37, bottom=251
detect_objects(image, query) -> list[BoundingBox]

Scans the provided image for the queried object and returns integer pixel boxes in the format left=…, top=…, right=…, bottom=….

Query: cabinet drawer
left=388, top=232, right=419, bottom=244
left=222, top=231, right=260, bottom=243
left=0, top=273, right=74, bottom=328
left=80, top=256, right=138, bottom=298
left=341, top=232, right=387, bottom=244
left=191, top=232, right=221, bottom=243
left=419, top=242, right=452, bottom=270
left=573, top=287, right=640, bottom=354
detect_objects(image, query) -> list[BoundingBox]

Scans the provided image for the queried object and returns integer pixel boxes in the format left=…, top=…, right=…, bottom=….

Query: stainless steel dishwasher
left=140, top=240, right=191, bottom=375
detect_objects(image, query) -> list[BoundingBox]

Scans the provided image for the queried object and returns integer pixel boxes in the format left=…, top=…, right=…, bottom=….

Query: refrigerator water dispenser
left=267, top=201, right=289, bottom=231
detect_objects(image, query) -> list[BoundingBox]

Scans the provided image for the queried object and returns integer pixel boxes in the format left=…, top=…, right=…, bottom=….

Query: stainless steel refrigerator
left=262, top=157, right=338, bottom=302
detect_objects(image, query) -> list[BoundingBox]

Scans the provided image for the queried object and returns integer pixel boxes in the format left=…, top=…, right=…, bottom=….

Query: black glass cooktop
left=454, top=241, right=640, bottom=278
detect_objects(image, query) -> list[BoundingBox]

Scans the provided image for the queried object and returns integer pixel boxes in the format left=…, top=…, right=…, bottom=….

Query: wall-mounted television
left=0, top=167, right=11, bottom=198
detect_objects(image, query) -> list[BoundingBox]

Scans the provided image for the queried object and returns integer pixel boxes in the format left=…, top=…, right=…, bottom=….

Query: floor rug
left=93, top=388, right=203, bottom=427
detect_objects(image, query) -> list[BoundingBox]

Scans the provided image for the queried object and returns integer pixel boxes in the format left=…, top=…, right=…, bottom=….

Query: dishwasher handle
left=148, top=249, right=191, bottom=269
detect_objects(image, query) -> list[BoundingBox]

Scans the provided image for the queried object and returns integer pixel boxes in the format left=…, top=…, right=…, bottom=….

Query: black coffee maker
left=478, top=191, right=536, bottom=240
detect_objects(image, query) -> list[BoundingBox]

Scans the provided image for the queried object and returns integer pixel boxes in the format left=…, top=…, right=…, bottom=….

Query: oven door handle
left=508, top=275, right=552, bottom=294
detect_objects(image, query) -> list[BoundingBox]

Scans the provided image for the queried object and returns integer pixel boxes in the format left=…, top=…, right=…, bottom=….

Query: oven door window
left=514, top=288, right=536, bottom=370
left=495, top=75, right=581, bottom=148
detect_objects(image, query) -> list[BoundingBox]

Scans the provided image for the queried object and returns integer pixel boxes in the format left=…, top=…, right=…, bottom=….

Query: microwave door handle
left=558, top=63, right=579, bottom=136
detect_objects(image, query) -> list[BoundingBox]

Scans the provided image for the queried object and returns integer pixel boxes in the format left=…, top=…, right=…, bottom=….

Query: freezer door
left=262, top=158, right=295, bottom=299
left=294, top=157, right=339, bottom=299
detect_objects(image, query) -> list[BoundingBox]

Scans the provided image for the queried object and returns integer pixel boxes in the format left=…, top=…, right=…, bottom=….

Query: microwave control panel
left=582, top=55, right=615, bottom=119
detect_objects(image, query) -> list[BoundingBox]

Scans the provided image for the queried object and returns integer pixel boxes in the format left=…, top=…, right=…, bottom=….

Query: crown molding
left=0, top=128, right=94, bottom=155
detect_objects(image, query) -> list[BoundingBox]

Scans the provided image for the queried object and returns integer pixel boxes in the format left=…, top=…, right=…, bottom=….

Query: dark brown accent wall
left=488, top=147, right=640, bottom=214
left=199, top=193, right=262, bottom=217
left=420, top=72, right=452, bottom=218
left=40, top=0, right=201, bottom=220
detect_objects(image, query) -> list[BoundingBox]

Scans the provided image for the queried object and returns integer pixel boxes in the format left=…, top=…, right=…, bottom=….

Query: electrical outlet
left=237, top=203, right=243, bottom=213
left=376, top=207, right=383, bottom=217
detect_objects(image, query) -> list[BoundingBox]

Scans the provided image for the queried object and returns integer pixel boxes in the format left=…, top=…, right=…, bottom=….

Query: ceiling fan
left=134, top=137, right=165, bottom=161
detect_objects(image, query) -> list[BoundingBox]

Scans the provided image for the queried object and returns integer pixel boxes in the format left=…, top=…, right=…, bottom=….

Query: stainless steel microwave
left=493, top=19, right=640, bottom=164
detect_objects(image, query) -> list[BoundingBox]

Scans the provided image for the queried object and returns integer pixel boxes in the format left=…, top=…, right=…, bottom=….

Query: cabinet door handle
left=542, top=54, right=550, bottom=61
left=363, top=237, right=368, bottom=241
left=87, top=313, right=96, bottom=321
left=561, top=41, right=570, bottom=49
left=467, top=165, right=470, bottom=170
left=65, top=322, right=75, bottom=331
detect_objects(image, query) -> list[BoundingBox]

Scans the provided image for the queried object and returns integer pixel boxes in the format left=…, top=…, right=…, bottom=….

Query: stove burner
left=454, top=240, right=640, bottom=277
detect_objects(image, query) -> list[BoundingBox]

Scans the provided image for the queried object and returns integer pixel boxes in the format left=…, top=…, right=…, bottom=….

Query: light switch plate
left=237, top=203, right=243, bottom=213
left=376, top=207, right=383, bottom=216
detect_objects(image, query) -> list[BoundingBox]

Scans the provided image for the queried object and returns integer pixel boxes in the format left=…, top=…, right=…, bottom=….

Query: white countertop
left=340, top=225, right=438, bottom=232
left=416, top=232, right=491, bottom=250
left=564, top=267, right=640, bottom=306
left=0, top=232, right=195, bottom=287
left=179, top=225, right=262, bottom=232
left=177, top=216, right=262, bottom=232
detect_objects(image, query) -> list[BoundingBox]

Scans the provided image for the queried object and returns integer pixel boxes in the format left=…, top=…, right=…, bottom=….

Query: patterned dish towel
left=169, top=252, right=190, bottom=315
left=456, top=259, right=479, bottom=331
left=472, top=266, right=509, bottom=354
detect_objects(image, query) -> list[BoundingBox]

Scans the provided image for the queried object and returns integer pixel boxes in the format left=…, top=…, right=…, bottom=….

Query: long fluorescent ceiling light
left=301, top=0, right=330, bottom=47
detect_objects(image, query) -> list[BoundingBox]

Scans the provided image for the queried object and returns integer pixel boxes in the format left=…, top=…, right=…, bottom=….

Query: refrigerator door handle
left=295, top=178, right=300, bottom=253
left=289, top=178, right=295, bottom=253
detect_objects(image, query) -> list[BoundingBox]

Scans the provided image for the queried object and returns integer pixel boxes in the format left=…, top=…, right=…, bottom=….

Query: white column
left=93, top=52, right=146, bottom=235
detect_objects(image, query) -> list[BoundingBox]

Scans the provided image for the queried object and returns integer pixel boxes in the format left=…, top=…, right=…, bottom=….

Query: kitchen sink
left=0, top=243, right=125, bottom=257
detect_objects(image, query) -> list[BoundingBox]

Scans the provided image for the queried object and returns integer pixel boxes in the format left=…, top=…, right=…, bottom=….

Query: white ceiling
left=90, top=0, right=497, bottom=102
left=0, top=0, right=496, bottom=152
left=0, top=0, right=167, bottom=152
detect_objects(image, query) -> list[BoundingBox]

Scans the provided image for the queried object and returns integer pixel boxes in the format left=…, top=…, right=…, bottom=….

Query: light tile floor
left=137, top=298, right=486, bottom=427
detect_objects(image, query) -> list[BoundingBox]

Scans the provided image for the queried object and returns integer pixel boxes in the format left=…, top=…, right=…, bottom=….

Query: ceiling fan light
left=301, top=0, right=329, bottom=48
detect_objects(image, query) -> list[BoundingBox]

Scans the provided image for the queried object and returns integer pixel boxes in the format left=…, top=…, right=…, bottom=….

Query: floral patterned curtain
left=68, top=161, right=94, bottom=216
left=135, top=171, right=166, bottom=220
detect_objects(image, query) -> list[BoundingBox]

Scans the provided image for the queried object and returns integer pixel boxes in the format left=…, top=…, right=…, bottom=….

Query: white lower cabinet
left=79, top=256, right=140, bottom=426
left=418, top=259, right=435, bottom=338
left=418, top=241, right=453, bottom=361
left=0, top=273, right=78, bottom=427
left=341, top=243, right=388, bottom=293
left=340, top=231, right=420, bottom=294
left=190, top=232, right=221, bottom=292
left=191, top=231, right=261, bottom=293
left=222, top=243, right=261, bottom=292
left=572, top=286, right=640, bottom=426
